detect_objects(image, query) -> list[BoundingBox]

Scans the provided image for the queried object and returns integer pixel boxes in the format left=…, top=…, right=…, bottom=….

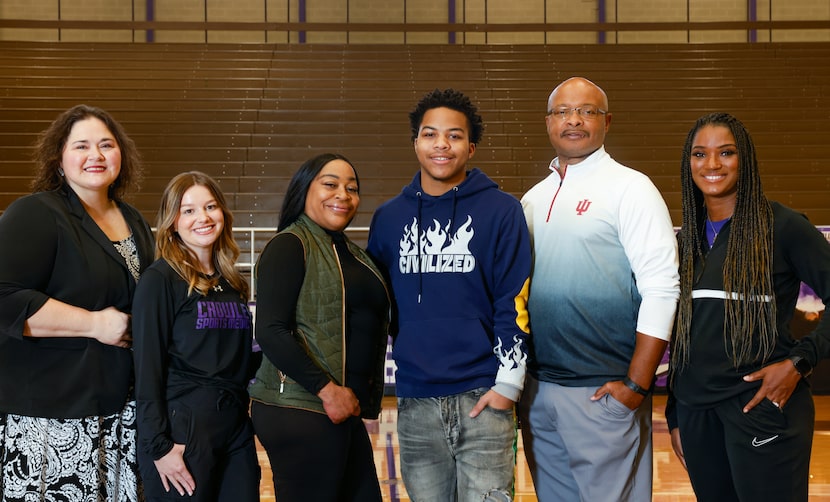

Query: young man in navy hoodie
left=367, top=88, right=532, bottom=502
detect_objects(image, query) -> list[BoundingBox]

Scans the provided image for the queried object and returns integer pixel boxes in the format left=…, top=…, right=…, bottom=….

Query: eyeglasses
left=546, top=106, right=607, bottom=121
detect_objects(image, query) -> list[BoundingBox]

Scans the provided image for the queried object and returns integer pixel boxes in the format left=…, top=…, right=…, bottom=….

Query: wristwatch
left=622, top=376, right=650, bottom=396
left=789, top=355, right=813, bottom=378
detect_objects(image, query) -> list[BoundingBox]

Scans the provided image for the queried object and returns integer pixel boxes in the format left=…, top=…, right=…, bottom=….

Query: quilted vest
left=249, top=214, right=389, bottom=417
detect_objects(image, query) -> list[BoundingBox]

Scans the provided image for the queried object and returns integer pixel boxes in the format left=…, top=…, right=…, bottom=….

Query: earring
left=58, top=168, right=64, bottom=176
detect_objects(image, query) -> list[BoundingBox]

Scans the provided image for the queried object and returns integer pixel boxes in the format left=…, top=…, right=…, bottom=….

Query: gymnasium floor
left=256, top=394, right=830, bottom=501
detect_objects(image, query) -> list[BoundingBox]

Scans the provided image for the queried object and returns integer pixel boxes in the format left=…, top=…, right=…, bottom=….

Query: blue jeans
left=397, top=388, right=516, bottom=502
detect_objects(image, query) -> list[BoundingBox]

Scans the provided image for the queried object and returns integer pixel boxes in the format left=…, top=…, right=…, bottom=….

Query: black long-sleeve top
left=133, top=259, right=254, bottom=459
left=667, top=202, right=830, bottom=428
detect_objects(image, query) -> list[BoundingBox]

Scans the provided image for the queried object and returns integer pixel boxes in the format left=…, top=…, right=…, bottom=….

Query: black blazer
left=0, top=185, right=155, bottom=418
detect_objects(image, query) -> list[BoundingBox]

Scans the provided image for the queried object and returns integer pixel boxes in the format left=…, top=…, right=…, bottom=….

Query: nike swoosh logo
left=752, top=435, right=779, bottom=447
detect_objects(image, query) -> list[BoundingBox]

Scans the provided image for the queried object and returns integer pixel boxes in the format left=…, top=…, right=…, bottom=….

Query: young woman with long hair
left=133, top=171, right=260, bottom=502
left=667, top=112, right=830, bottom=501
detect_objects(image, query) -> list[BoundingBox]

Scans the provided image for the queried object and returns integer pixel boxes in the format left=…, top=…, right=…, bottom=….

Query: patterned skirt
left=0, top=401, right=143, bottom=502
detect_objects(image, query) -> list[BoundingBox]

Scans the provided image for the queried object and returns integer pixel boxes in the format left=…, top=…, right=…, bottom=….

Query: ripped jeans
left=397, top=388, right=515, bottom=502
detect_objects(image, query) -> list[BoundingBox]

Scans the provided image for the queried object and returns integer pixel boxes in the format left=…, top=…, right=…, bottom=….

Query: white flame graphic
left=399, top=217, right=420, bottom=256
left=442, top=216, right=474, bottom=254
left=494, top=335, right=527, bottom=371
left=398, top=215, right=474, bottom=256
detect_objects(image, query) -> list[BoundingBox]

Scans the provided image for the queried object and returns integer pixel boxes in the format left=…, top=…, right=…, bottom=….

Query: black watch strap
left=623, top=376, right=650, bottom=396
left=789, top=356, right=813, bottom=378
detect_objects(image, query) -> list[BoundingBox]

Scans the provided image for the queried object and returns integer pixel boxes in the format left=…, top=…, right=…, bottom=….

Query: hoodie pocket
left=394, top=317, right=492, bottom=384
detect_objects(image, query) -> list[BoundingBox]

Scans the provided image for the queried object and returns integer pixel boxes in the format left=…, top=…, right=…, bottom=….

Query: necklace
left=707, top=218, right=720, bottom=243
left=205, top=270, right=223, bottom=292
left=706, top=216, right=730, bottom=247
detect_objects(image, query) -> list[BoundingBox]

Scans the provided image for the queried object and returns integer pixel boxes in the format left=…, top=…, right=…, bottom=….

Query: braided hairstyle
left=671, top=112, right=776, bottom=377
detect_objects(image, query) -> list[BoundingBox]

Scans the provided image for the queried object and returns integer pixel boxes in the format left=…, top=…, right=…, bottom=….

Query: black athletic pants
left=676, top=381, right=814, bottom=502
left=138, top=387, right=260, bottom=501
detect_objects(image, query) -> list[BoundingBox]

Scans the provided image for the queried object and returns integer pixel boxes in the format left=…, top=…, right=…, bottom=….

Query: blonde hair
left=155, top=171, right=249, bottom=299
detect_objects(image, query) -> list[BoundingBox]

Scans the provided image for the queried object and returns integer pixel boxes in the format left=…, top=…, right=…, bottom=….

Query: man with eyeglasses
left=518, top=77, right=680, bottom=502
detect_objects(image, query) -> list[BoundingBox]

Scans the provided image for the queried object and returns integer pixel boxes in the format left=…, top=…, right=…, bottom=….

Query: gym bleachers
left=2, top=40, right=830, bottom=239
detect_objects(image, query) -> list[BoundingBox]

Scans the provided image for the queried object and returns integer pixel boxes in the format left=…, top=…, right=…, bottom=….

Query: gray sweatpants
left=518, top=375, right=653, bottom=502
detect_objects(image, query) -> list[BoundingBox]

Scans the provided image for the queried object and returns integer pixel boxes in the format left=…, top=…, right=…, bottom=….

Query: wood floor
left=256, top=394, right=830, bottom=501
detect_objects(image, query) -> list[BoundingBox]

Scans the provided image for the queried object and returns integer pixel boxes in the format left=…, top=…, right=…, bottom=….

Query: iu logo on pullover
left=575, top=198, right=592, bottom=215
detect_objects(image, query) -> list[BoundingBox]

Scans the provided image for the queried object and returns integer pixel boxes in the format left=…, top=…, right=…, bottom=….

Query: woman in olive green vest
left=249, top=153, right=391, bottom=501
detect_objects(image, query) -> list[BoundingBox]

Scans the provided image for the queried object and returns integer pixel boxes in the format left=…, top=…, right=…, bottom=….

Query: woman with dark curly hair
left=0, top=104, right=154, bottom=501
left=667, top=112, right=830, bottom=501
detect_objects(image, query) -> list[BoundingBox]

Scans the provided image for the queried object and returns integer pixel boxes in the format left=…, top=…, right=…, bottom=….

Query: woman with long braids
left=666, top=112, right=830, bottom=501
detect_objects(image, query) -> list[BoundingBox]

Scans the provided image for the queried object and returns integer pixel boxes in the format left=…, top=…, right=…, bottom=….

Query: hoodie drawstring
left=449, top=186, right=459, bottom=236
left=416, top=191, right=423, bottom=304
left=415, top=184, right=461, bottom=304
